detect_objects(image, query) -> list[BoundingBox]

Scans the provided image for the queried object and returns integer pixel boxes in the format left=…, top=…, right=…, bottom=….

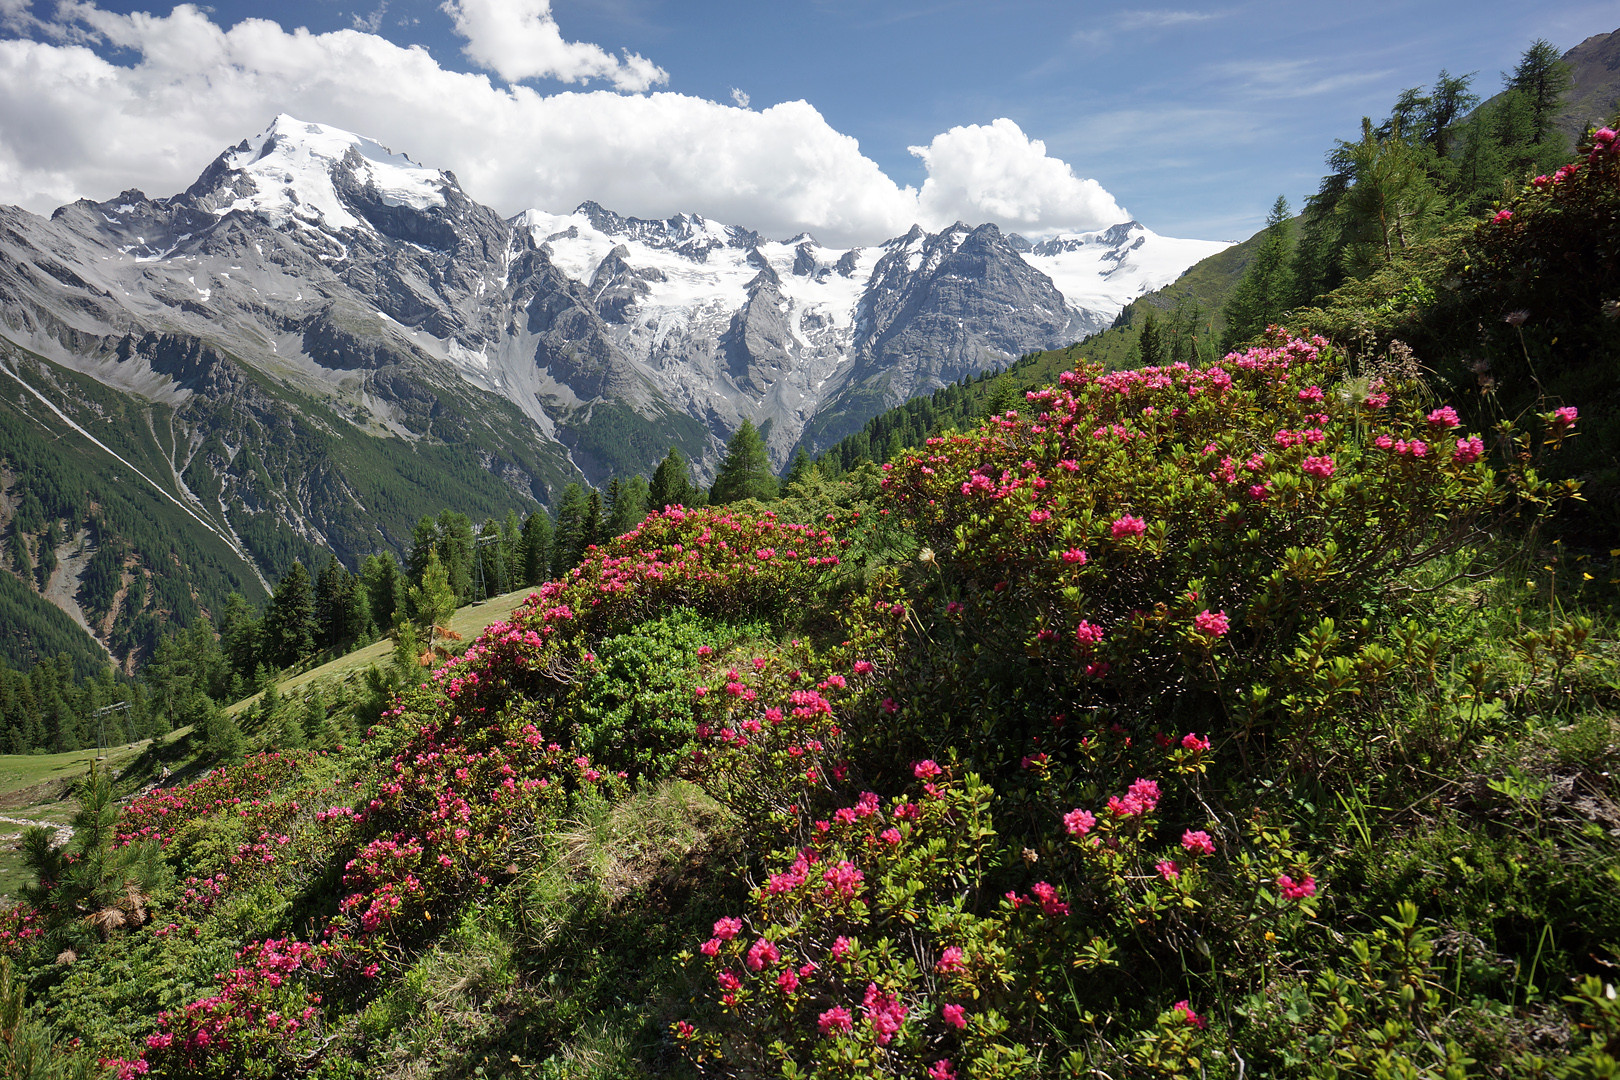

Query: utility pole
left=473, top=531, right=503, bottom=603
left=93, top=700, right=130, bottom=758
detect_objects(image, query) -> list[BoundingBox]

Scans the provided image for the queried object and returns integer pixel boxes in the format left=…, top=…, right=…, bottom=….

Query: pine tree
left=21, top=764, right=169, bottom=949
left=606, top=475, right=649, bottom=537
left=301, top=685, right=327, bottom=744
left=409, top=547, right=457, bottom=651
left=1507, top=39, right=1573, bottom=146
left=551, top=484, right=590, bottom=578
left=1336, top=117, right=1441, bottom=270
left=263, top=561, right=316, bottom=668
left=521, top=511, right=554, bottom=586
left=711, top=420, right=778, bottom=504
left=1222, top=196, right=1296, bottom=351
left=648, top=448, right=693, bottom=511
left=201, top=696, right=245, bottom=762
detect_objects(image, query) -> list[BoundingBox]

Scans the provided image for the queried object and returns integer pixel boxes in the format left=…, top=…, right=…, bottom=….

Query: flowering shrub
left=1461, top=127, right=1620, bottom=533
left=679, top=739, right=1327, bottom=1078
left=116, top=752, right=318, bottom=849
left=869, top=336, right=1557, bottom=765
left=38, top=334, right=1598, bottom=1080
left=105, top=937, right=335, bottom=1080
left=565, top=609, right=772, bottom=780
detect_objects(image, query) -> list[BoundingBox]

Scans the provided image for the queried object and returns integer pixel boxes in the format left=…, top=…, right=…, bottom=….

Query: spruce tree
left=1135, top=309, right=1164, bottom=366
left=783, top=447, right=813, bottom=490
left=521, top=510, right=554, bottom=586
left=435, top=510, right=474, bottom=602
left=263, top=561, right=316, bottom=668
left=219, top=592, right=262, bottom=685
left=406, top=514, right=437, bottom=585
left=710, top=420, right=778, bottom=503
left=550, top=484, right=589, bottom=578
left=582, top=491, right=604, bottom=555
left=361, top=554, right=404, bottom=631
left=314, top=556, right=349, bottom=650
left=606, top=475, right=649, bottom=537
left=648, top=448, right=693, bottom=511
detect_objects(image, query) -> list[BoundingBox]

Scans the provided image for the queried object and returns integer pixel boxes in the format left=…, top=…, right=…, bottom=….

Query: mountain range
left=0, top=115, right=1226, bottom=663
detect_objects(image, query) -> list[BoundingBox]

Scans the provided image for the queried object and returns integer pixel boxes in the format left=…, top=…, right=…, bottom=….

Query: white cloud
left=0, top=4, right=1129, bottom=246
left=1114, top=9, right=1226, bottom=31
left=1070, top=7, right=1231, bottom=45
left=439, top=0, right=666, bottom=91
left=352, top=3, right=388, bottom=35
left=729, top=87, right=750, bottom=109
left=910, top=119, right=1127, bottom=235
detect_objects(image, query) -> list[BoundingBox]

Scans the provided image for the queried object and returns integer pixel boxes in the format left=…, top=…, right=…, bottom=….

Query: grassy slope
left=0, top=740, right=164, bottom=897
left=0, top=587, right=536, bottom=898
left=225, top=584, right=540, bottom=715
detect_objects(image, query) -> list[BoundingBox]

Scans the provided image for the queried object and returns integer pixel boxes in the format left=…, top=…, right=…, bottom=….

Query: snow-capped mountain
left=0, top=115, right=1227, bottom=579
left=512, top=199, right=1225, bottom=459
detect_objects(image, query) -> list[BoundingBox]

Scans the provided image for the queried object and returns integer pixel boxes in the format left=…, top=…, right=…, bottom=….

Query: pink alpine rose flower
left=1302, top=455, right=1336, bottom=479
left=817, top=1006, right=854, bottom=1036
left=1110, top=514, right=1147, bottom=538
left=1063, top=808, right=1096, bottom=836
left=1277, top=873, right=1318, bottom=900
left=1174, top=1000, right=1208, bottom=1029
left=1453, top=436, right=1484, bottom=464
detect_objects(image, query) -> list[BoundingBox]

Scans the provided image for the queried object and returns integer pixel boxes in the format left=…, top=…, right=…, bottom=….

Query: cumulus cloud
left=0, top=3, right=1129, bottom=246
left=911, top=119, right=1127, bottom=235
left=440, top=0, right=666, bottom=91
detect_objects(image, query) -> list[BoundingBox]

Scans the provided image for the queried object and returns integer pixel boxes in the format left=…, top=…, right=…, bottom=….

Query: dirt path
left=0, top=814, right=73, bottom=848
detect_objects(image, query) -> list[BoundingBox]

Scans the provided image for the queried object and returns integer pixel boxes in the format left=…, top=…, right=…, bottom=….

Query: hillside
left=2, top=27, right=1619, bottom=1080
left=5, top=322, right=1614, bottom=1078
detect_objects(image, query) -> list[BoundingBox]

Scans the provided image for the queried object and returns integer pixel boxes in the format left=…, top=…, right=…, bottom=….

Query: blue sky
left=1, top=0, right=1616, bottom=244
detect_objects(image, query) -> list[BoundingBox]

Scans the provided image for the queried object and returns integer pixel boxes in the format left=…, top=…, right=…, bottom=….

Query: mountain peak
left=188, top=115, right=451, bottom=231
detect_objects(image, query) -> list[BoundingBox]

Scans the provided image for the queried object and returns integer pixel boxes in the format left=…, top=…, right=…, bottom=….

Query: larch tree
left=710, top=420, right=779, bottom=504
left=648, top=448, right=693, bottom=511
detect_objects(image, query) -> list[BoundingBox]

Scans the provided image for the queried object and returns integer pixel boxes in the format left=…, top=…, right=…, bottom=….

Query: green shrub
left=567, top=611, right=770, bottom=780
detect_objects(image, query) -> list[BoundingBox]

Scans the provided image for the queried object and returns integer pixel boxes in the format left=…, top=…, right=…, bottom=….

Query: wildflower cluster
left=874, top=336, right=1533, bottom=756
left=105, top=937, right=334, bottom=1079
left=680, top=725, right=1329, bottom=1079
left=115, top=752, right=316, bottom=848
